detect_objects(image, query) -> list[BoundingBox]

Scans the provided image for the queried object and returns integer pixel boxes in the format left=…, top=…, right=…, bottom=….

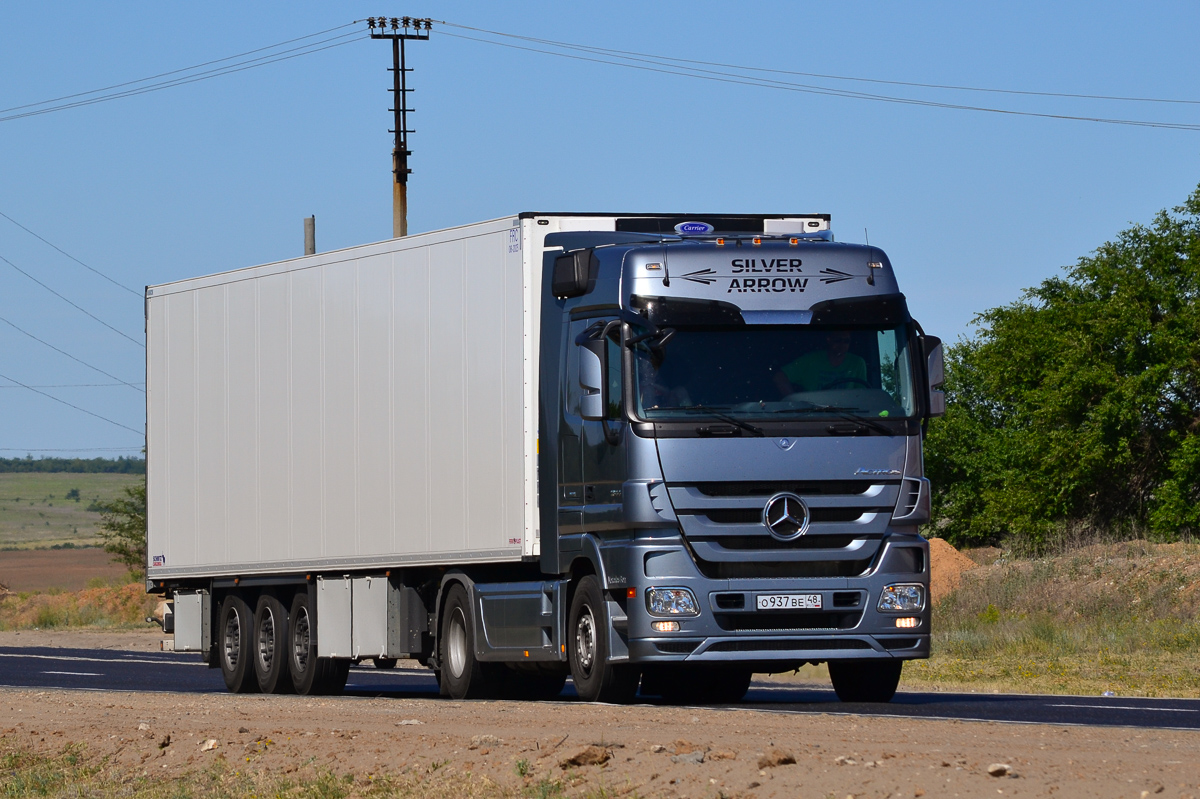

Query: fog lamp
left=895, top=617, right=919, bottom=629
left=651, top=620, right=680, bottom=633
left=877, top=584, right=925, bottom=612
left=646, top=587, right=699, bottom=617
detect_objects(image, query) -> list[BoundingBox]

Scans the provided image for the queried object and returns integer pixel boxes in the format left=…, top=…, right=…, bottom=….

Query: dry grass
left=0, top=582, right=158, bottom=631
left=0, top=741, right=587, bottom=799
left=903, top=540, right=1200, bottom=697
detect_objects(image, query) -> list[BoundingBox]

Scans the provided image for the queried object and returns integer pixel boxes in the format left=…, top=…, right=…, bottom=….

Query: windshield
left=632, top=325, right=917, bottom=420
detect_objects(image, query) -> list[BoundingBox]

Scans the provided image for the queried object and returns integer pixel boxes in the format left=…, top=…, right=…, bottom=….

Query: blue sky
left=1, top=1, right=1198, bottom=456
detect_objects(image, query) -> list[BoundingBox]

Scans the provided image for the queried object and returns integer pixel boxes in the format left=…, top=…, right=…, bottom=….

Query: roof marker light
left=752, top=237, right=762, bottom=246
left=645, top=262, right=662, bottom=271
left=715, top=238, right=725, bottom=247
left=789, top=237, right=799, bottom=246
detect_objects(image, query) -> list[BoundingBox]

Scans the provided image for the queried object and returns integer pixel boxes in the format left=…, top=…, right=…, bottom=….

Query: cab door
left=580, top=318, right=626, bottom=531
left=558, top=319, right=587, bottom=536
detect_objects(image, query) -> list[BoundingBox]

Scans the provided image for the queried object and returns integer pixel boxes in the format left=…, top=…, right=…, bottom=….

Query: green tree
left=98, top=480, right=147, bottom=577
left=926, top=183, right=1200, bottom=551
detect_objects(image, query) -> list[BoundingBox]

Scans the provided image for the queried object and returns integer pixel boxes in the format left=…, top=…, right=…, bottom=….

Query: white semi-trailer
left=148, top=213, right=943, bottom=702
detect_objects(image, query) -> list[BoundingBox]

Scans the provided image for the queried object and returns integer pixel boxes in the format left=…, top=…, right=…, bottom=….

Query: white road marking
left=1049, top=703, right=1199, bottom=713
left=0, top=652, right=204, bottom=667
left=41, top=671, right=103, bottom=676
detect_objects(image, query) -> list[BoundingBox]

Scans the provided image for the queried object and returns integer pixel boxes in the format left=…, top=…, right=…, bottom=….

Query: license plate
left=756, top=593, right=822, bottom=610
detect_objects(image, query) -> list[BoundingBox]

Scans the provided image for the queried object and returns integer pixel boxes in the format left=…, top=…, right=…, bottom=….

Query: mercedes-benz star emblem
left=762, top=492, right=810, bottom=540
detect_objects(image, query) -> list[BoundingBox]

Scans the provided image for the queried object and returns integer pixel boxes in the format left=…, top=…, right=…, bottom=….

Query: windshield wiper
left=764, top=404, right=897, bottom=435
left=646, top=404, right=765, bottom=437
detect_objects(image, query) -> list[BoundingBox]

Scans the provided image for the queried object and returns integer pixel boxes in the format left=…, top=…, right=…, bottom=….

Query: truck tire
left=218, top=595, right=260, bottom=693
left=828, top=659, right=903, bottom=703
left=287, top=592, right=345, bottom=696
left=253, top=595, right=294, bottom=694
left=439, top=583, right=497, bottom=699
left=568, top=576, right=640, bottom=703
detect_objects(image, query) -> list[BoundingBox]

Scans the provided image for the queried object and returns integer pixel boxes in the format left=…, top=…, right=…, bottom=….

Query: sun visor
left=630, top=295, right=745, bottom=327
left=808, top=293, right=911, bottom=326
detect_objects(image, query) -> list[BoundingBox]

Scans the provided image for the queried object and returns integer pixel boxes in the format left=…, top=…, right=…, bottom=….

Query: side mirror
left=579, top=341, right=605, bottom=421
left=552, top=249, right=596, bottom=299
left=922, top=335, right=945, bottom=418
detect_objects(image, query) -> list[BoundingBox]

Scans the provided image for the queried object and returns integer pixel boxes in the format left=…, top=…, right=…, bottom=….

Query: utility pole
left=368, top=16, right=431, bottom=238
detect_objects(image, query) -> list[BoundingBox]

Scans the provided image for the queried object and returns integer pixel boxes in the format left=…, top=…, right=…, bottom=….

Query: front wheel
left=828, top=659, right=903, bottom=703
left=568, top=576, right=639, bottom=703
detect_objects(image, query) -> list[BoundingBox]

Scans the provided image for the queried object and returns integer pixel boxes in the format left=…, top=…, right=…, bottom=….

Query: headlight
left=646, top=587, right=699, bottom=617
left=877, top=584, right=925, bottom=612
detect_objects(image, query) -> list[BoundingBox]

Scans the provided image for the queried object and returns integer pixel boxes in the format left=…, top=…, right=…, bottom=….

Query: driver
left=774, top=330, right=867, bottom=395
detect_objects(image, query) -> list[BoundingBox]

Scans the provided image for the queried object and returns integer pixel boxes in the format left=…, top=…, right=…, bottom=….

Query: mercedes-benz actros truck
left=147, top=212, right=944, bottom=704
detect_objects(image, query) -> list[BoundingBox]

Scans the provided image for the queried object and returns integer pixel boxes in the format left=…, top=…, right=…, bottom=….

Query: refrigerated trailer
left=147, top=212, right=944, bottom=703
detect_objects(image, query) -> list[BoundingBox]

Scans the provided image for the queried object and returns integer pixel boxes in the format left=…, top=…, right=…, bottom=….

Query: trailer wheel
left=287, top=592, right=346, bottom=696
left=828, top=659, right=903, bottom=703
left=568, top=576, right=640, bottom=703
left=218, top=595, right=260, bottom=693
left=253, top=595, right=294, bottom=694
left=439, top=584, right=494, bottom=699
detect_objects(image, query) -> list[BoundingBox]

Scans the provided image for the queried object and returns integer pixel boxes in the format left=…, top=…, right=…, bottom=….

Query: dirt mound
left=928, top=537, right=978, bottom=603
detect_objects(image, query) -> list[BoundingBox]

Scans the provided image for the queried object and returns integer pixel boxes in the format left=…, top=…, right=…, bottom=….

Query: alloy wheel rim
left=575, top=604, right=597, bottom=674
left=292, top=607, right=311, bottom=673
left=223, top=612, right=241, bottom=670
left=447, top=608, right=468, bottom=679
left=258, top=607, right=276, bottom=673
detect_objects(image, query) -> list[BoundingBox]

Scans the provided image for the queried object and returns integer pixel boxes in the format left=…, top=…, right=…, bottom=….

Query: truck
left=146, top=212, right=944, bottom=704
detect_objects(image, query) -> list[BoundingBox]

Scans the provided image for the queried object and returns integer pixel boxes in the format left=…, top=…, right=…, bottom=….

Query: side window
left=605, top=326, right=622, bottom=419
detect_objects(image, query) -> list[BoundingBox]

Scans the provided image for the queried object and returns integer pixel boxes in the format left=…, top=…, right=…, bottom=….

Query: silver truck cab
left=537, top=223, right=943, bottom=703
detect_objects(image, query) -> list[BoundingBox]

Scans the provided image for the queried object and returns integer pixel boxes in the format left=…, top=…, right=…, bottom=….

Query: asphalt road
left=3, top=646, right=1199, bottom=731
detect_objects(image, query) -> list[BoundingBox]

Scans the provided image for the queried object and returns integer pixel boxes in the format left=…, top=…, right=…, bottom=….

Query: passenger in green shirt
left=774, top=331, right=868, bottom=395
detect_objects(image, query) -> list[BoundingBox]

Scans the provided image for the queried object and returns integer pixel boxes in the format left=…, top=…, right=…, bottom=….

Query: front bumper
left=600, top=531, right=930, bottom=668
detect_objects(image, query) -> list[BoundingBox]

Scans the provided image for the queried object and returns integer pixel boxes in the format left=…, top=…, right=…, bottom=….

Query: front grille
left=697, top=508, right=874, bottom=525
left=709, top=534, right=857, bottom=550
left=713, top=593, right=745, bottom=610
left=832, top=591, right=862, bottom=608
left=707, top=639, right=872, bottom=652
left=655, top=640, right=700, bottom=654
left=692, top=480, right=880, bottom=497
left=715, top=611, right=862, bottom=631
left=695, top=559, right=873, bottom=580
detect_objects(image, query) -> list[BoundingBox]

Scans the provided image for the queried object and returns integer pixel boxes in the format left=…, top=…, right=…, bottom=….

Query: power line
left=0, top=447, right=142, bottom=452
left=0, top=314, right=144, bottom=393
left=443, top=21, right=1200, bottom=107
left=0, top=209, right=141, bottom=297
left=0, top=30, right=366, bottom=124
left=0, top=22, right=359, bottom=115
left=0, top=252, right=143, bottom=348
left=437, top=26, right=1200, bottom=132
left=0, top=371, right=143, bottom=436
left=0, top=383, right=143, bottom=388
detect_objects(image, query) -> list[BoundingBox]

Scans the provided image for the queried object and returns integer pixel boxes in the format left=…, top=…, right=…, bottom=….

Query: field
left=0, top=473, right=142, bottom=548
left=0, top=547, right=133, bottom=593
